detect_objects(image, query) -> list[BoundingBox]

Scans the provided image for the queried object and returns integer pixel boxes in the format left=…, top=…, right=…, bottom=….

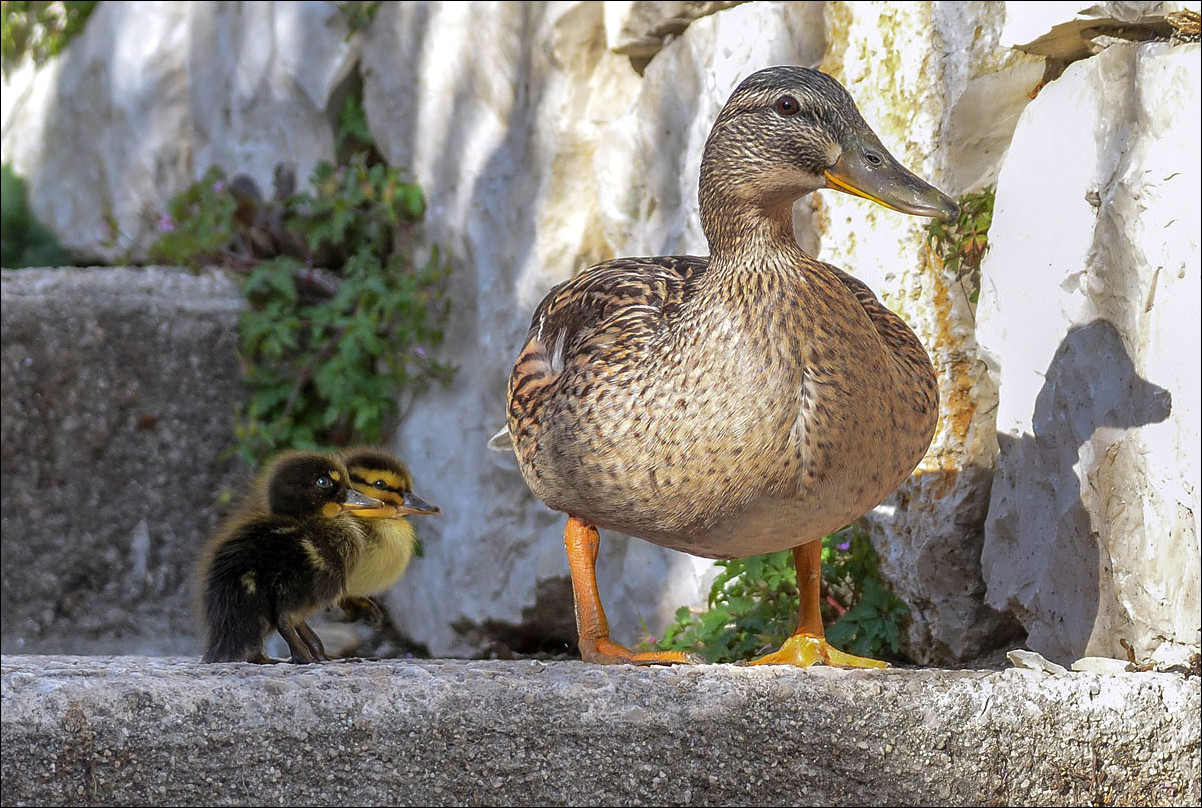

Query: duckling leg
left=339, top=596, right=385, bottom=631
left=565, top=516, right=701, bottom=665
left=749, top=541, right=887, bottom=668
left=295, top=620, right=333, bottom=661
left=276, top=619, right=320, bottom=664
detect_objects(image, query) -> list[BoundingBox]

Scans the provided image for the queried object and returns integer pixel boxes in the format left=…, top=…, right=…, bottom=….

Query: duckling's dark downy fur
left=198, top=451, right=385, bottom=663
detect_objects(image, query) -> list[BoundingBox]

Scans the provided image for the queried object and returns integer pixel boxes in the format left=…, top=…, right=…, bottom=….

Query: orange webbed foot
left=580, top=637, right=704, bottom=666
left=748, top=633, right=888, bottom=669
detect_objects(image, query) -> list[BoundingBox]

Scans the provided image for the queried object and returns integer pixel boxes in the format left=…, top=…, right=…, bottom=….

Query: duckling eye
left=372, top=479, right=389, bottom=490
left=315, top=476, right=333, bottom=489
left=774, top=95, right=800, bottom=117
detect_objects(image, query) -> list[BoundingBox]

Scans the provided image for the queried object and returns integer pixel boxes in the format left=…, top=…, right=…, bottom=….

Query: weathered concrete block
left=0, top=267, right=246, bottom=656
left=2, top=655, right=1198, bottom=807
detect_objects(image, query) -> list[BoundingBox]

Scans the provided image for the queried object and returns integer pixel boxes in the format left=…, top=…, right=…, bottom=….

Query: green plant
left=150, top=150, right=453, bottom=469
left=334, top=1, right=382, bottom=38
left=235, top=156, right=452, bottom=464
left=646, top=523, right=910, bottom=663
left=653, top=550, right=800, bottom=663
left=819, top=523, right=910, bottom=659
left=1, top=162, right=71, bottom=268
left=1, top=0, right=97, bottom=77
left=925, top=186, right=994, bottom=305
left=145, top=166, right=239, bottom=269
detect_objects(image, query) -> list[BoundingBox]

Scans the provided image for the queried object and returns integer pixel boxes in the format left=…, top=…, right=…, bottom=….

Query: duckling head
left=342, top=448, right=441, bottom=518
left=699, top=65, right=959, bottom=239
left=264, top=451, right=385, bottom=519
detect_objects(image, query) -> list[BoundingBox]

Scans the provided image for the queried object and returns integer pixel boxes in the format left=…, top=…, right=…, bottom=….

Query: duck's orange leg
left=750, top=540, right=887, bottom=668
left=565, top=516, right=701, bottom=665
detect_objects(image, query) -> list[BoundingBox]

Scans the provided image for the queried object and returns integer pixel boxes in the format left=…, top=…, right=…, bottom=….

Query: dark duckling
left=198, top=451, right=388, bottom=663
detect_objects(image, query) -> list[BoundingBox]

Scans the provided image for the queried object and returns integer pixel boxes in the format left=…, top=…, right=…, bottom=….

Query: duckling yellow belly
left=343, top=518, right=417, bottom=597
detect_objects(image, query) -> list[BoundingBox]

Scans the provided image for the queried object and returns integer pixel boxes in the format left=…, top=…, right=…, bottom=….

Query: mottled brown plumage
left=502, top=65, right=958, bottom=666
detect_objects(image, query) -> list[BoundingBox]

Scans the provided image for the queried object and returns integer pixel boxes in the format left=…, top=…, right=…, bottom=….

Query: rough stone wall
left=1, top=1, right=1198, bottom=667
left=0, top=268, right=246, bottom=655
left=976, top=40, right=1201, bottom=666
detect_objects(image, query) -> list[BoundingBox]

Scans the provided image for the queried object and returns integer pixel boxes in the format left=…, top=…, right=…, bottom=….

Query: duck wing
left=506, top=255, right=708, bottom=428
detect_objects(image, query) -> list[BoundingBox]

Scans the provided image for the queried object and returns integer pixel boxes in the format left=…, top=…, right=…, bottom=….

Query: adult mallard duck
left=499, top=65, right=958, bottom=667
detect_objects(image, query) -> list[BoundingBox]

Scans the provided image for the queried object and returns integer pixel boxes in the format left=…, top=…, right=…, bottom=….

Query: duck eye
left=373, top=479, right=388, bottom=490
left=315, top=476, right=333, bottom=489
left=864, top=151, right=883, bottom=167
left=774, top=95, right=800, bottom=117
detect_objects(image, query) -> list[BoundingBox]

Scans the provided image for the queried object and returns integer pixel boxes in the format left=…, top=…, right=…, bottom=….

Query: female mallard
left=501, top=65, right=958, bottom=667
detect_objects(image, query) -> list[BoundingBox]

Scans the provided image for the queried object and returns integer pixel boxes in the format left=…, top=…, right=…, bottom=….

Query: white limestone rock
left=0, top=1, right=357, bottom=264
left=977, top=42, right=1201, bottom=667
left=1007, top=649, right=1070, bottom=675
left=1000, top=1, right=1199, bottom=61
left=603, top=1, right=743, bottom=58
left=1071, top=656, right=1137, bottom=674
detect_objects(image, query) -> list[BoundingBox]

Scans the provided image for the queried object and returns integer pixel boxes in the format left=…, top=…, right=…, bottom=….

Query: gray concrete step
left=2, top=655, right=1198, bottom=806
left=1, top=266, right=247, bottom=657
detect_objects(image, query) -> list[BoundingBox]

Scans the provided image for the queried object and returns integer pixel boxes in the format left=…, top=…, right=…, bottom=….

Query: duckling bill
left=199, top=451, right=390, bottom=664
left=501, top=65, right=958, bottom=667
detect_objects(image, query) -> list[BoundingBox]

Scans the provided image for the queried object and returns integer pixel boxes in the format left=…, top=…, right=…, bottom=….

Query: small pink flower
left=157, top=214, right=175, bottom=232
left=212, top=180, right=225, bottom=193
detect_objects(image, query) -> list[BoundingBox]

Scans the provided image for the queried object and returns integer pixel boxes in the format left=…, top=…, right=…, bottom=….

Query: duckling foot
left=295, top=620, right=333, bottom=661
left=247, top=652, right=285, bottom=664
left=339, top=596, right=385, bottom=631
left=749, top=633, right=887, bottom=669
left=277, top=620, right=324, bottom=664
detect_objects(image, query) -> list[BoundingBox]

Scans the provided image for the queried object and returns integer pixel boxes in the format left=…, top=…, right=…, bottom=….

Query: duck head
left=264, top=451, right=385, bottom=519
left=699, top=65, right=959, bottom=241
left=343, top=448, right=441, bottom=519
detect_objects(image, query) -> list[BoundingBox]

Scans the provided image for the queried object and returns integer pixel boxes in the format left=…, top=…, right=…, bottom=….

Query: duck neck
left=701, top=199, right=804, bottom=268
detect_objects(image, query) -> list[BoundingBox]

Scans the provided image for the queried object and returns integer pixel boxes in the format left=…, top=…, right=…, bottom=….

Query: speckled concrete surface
left=2, top=655, right=1198, bottom=806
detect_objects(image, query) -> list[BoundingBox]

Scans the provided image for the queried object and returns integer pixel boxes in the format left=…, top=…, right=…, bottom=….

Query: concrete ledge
left=2, top=655, right=1198, bottom=806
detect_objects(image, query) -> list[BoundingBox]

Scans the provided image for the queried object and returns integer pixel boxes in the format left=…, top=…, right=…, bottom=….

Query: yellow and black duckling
left=500, top=65, right=959, bottom=667
left=198, top=451, right=390, bottom=663
left=336, top=447, right=440, bottom=628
